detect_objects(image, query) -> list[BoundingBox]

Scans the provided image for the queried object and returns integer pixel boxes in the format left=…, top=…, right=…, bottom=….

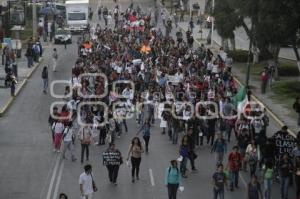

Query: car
left=54, top=29, right=72, bottom=44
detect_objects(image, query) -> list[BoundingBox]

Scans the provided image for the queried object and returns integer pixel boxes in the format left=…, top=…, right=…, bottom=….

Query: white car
left=54, top=29, right=72, bottom=44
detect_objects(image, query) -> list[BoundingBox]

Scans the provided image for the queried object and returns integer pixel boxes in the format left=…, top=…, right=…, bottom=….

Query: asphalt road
left=0, top=0, right=295, bottom=199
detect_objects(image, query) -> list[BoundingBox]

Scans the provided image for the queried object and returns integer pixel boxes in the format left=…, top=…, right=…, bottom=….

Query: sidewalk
left=0, top=49, right=43, bottom=116
left=159, top=0, right=299, bottom=135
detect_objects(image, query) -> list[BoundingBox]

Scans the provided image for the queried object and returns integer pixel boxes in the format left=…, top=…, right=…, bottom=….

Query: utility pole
left=189, top=0, right=192, bottom=19
left=210, top=0, right=215, bottom=48
left=245, top=32, right=252, bottom=87
left=32, top=0, right=37, bottom=38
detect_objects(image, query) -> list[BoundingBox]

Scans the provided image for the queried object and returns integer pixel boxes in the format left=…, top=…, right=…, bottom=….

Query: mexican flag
left=232, top=86, right=248, bottom=113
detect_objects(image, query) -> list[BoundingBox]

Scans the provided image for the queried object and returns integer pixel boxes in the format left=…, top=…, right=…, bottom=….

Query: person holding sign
left=103, top=143, right=123, bottom=185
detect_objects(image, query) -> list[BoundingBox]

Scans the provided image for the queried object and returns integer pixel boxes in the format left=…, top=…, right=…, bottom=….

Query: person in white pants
left=52, top=48, right=58, bottom=72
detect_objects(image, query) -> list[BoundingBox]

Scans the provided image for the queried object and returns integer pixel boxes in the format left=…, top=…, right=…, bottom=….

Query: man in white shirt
left=79, top=164, right=96, bottom=199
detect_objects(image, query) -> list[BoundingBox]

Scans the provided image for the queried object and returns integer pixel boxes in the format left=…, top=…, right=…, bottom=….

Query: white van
left=66, top=0, right=89, bottom=32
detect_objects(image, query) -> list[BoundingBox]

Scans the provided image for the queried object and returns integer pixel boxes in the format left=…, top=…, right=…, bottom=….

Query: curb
left=0, top=58, right=43, bottom=117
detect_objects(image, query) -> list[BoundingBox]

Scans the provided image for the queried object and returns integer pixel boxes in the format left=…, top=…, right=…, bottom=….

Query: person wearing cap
left=165, top=160, right=182, bottom=199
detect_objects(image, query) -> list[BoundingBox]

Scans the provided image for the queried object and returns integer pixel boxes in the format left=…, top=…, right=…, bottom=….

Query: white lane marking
left=39, top=154, right=58, bottom=199
left=239, top=172, right=248, bottom=188
left=149, top=168, right=155, bottom=186
left=52, top=160, right=64, bottom=199
left=46, top=155, right=60, bottom=199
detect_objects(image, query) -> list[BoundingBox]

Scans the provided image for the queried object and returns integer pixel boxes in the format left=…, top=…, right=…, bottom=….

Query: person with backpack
left=52, top=48, right=58, bottom=72
left=78, top=125, right=92, bottom=164
left=227, top=146, right=242, bottom=191
left=41, top=66, right=48, bottom=94
left=263, top=160, right=274, bottom=199
left=62, top=121, right=76, bottom=162
left=165, top=160, right=183, bottom=199
left=212, top=164, right=227, bottom=199
left=247, top=175, right=263, bottom=199
left=52, top=119, right=64, bottom=153
left=126, top=137, right=144, bottom=183
left=211, top=133, right=227, bottom=165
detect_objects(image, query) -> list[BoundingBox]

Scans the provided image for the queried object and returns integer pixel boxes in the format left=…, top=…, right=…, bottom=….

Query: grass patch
left=271, top=80, right=300, bottom=112
left=236, top=59, right=299, bottom=78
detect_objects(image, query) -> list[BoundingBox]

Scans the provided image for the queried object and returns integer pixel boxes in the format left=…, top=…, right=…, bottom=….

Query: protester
left=52, top=48, right=58, bottom=72
left=79, top=164, right=97, bottom=199
left=211, top=133, right=227, bottom=165
left=247, top=175, right=263, bottom=199
left=293, top=97, right=300, bottom=126
left=165, top=160, right=182, bottom=199
left=262, top=160, right=274, bottom=199
left=137, top=119, right=151, bottom=153
left=212, top=164, right=227, bottom=199
left=126, top=137, right=144, bottom=183
left=62, top=121, right=76, bottom=162
left=103, top=143, right=123, bottom=185
left=59, top=193, right=68, bottom=199
left=227, top=146, right=242, bottom=191
left=279, top=152, right=293, bottom=199
left=78, top=126, right=92, bottom=163
left=41, top=66, right=48, bottom=94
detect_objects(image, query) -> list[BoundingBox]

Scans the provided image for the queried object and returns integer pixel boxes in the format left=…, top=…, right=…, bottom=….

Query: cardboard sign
left=102, top=150, right=122, bottom=166
left=274, top=132, right=297, bottom=158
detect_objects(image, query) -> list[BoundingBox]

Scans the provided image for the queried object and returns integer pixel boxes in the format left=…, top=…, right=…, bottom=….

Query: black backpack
left=42, top=69, right=48, bottom=79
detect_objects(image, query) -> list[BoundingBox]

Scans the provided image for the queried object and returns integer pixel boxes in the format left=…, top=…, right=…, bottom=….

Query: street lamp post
left=32, top=0, right=37, bottom=38
left=245, top=32, right=252, bottom=87
left=210, top=0, right=215, bottom=48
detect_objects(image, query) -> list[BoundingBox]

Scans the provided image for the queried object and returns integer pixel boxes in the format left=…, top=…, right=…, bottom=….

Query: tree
left=213, top=0, right=300, bottom=77
left=214, top=0, right=241, bottom=50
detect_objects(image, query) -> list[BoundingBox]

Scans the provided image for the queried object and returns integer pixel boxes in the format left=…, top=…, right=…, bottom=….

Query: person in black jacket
left=293, top=97, right=300, bottom=126
left=187, top=128, right=197, bottom=171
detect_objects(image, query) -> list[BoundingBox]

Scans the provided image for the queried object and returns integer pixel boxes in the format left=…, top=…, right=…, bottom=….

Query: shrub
left=278, top=61, right=300, bottom=76
left=227, top=50, right=252, bottom=63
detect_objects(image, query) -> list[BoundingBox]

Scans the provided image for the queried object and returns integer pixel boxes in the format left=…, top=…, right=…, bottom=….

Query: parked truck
left=65, top=0, right=89, bottom=32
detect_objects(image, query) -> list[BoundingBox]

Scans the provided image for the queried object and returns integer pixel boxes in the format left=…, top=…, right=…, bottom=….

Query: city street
left=0, top=0, right=297, bottom=199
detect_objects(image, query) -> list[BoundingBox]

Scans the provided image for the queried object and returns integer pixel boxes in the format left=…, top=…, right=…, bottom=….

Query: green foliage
left=278, top=61, right=300, bottom=76
left=227, top=50, right=251, bottom=62
left=273, top=80, right=300, bottom=99
left=213, top=0, right=300, bottom=61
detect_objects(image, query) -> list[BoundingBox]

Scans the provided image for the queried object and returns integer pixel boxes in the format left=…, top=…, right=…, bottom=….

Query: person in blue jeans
left=165, top=160, right=182, bottom=199
left=179, top=135, right=189, bottom=178
left=279, top=153, right=293, bottom=199
left=212, top=164, right=227, bottom=199
left=263, top=160, right=274, bottom=199
left=138, top=119, right=151, bottom=153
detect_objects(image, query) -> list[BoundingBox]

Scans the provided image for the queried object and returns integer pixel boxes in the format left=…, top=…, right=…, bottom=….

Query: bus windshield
left=68, top=13, right=86, bottom=20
